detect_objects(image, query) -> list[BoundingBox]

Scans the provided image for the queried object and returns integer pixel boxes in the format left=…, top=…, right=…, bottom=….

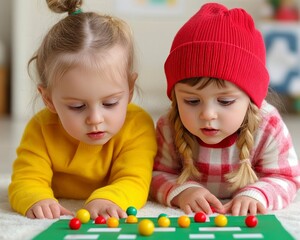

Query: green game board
left=33, top=214, right=294, bottom=240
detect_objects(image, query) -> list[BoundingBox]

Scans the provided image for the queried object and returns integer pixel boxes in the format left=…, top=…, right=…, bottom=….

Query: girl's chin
left=80, top=137, right=111, bottom=145
left=199, top=135, right=224, bottom=145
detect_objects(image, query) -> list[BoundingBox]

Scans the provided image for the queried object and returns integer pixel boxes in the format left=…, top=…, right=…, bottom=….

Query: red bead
left=69, top=218, right=81, bottom=230
left=194, top=212, right=207, bottom=223
left=95, top=215, right=106, bottom=224
left=210, top=206, right=216, bottom=213
left=245, top=215, right=258, bottom=228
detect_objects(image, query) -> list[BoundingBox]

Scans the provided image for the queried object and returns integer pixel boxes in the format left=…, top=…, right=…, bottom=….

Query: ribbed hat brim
left=165, top=41, right=269, bottom=107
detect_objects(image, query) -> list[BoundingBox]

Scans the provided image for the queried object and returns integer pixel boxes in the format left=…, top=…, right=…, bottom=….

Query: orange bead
left=107, top=217, right=119, bottom=228
left=178, top=215, right=190, bottom=228
left=126, top=215, right=138, bottom=223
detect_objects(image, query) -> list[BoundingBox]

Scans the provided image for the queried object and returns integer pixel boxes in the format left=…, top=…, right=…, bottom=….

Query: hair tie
left=240, top=158, right=251, bottom=165
left=70, top=8, right=82, bottom=15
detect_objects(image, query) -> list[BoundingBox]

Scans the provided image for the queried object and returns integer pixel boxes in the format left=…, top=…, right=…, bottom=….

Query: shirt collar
left=197, top=132, right=238, bottom=148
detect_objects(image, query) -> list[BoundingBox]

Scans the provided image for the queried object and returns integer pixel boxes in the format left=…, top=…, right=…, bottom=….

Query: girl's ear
left=128, top=72, right=138, bottom=102
left=38, top=85, right=57, bottom=113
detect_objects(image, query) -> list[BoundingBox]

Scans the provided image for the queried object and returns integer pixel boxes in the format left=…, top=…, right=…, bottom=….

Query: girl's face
left=40, top=45, right=135, bottom=145
left=174, top=80, right=250, bottom=145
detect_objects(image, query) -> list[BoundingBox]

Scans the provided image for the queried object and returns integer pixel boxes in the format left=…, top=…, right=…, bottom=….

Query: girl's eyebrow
left=62, top=91, right=125, bottom=101
left=176, top=88, right=196, bottom=94
left=214, top=90, right=241, bottom=95
left=176, top=86, right=240, bottom=96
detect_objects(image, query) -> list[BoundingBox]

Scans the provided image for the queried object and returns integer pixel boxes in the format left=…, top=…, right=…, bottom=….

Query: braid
left=225, top=102, right=261, bottom=191
left=169, top=91, right=201, bottom=184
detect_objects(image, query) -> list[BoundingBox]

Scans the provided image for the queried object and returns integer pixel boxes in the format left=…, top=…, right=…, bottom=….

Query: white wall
left=11, top=0, right=263, bottom=121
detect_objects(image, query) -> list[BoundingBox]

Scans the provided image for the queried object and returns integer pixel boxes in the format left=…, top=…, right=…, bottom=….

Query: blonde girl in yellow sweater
left=9, top=0, right=157, bottom=220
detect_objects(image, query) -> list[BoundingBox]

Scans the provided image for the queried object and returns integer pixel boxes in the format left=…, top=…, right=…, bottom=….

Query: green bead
left=158, top=213, right=168, bottom=219
left=126, top=206, right=137, bottom=216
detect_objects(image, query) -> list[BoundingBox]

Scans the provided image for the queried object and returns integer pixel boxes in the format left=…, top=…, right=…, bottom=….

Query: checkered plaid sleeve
left=150, top=115, right=203, bottom=206
left=236, top=102, right=300, bottom=210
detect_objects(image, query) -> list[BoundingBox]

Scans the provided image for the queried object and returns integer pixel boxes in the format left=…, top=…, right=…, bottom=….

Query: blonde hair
left=169, top=77, right=261, bottom=191
left=225, top=102, right=260, bottom=190
left=28, top=0, right=136, bottom=92
left=169, top=89, right=200, bottom=184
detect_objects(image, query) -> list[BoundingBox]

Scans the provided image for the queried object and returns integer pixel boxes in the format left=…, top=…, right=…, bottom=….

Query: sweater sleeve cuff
left=166, top=183, right=203, bottom=207
left=235, top=190, right=268, bottom=208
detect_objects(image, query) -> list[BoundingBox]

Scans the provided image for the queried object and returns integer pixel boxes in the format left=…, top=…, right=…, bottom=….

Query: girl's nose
left=86, top=109, right=104, bottom=125
left=199, top=104, right=217, bottom=120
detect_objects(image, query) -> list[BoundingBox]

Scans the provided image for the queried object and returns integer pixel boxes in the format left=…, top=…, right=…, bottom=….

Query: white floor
left=1, top=114, right=300, bottom=174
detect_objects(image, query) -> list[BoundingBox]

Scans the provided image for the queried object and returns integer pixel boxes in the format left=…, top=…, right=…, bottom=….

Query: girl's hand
left=26, top=199, right=73, bottom=219
left=85, top=199, right=127, bottom=220
left=171, top=187, right=224, bottom=215
left=224, top=195, right=267, bottom=216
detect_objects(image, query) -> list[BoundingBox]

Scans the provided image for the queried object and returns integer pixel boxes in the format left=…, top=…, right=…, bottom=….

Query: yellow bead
left=214, top=214, right=228, bottom=227
left=138, top=219, right=155, bottom=236
left=75, top=209, right=90, bottom=224
left=178, top=215, right=190, bottom=228
left=158, top=216, right=171, bottom=227
left=107, top=217, right=119, bottom=228
left=126, top=215, right=138, bottom=223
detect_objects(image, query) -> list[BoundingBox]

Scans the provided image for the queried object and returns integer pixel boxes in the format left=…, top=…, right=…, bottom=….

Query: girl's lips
left=201, top=128, right=219, bottom=136
left=87, top=131, right=105, bottom=140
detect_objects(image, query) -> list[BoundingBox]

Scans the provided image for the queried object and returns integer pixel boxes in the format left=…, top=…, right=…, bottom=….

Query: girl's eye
left=184, top=99, right=200, bottom=105
left=103, top=101, right=119, bottom=107
left=68, top=105, right=86, bottom=111
left=218, top=99, right=235, bottom=106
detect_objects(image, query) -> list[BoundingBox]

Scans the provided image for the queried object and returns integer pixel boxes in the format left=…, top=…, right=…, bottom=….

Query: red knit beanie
left=165, top=3, right=269, bottom=107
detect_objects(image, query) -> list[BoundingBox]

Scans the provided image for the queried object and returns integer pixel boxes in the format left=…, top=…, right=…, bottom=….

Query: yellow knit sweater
left=9, top=104, right=157, bottom=216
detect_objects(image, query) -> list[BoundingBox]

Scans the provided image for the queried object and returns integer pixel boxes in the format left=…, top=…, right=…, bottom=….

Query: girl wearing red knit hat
left=150, top=3, right=300, bottom=216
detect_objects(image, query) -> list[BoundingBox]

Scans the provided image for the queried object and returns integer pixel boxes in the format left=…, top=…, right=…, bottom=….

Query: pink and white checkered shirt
left=150, top=101, right=300, bottom=210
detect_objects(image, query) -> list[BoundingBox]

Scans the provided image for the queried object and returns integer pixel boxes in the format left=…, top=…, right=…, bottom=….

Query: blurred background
left=0, top=0, right=300, bottom=173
